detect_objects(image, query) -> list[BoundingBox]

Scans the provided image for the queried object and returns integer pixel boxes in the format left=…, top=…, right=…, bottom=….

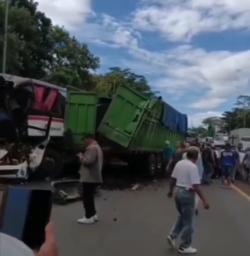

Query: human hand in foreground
left=203, top=201, right=210, bottom=210
left=37, top=223, right=58, bottom=256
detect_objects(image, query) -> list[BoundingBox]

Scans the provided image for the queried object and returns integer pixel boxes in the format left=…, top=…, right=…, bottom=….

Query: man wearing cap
left=167, top=148, right=209, bottom=254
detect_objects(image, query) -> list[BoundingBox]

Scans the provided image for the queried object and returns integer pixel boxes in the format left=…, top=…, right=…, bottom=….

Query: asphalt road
left=52, top=181, right=250, bottom=256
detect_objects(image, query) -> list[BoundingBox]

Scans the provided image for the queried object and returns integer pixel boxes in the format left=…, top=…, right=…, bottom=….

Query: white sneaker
left=167, top=235, right=176, bottom=249
left=178, top=247, right=198, bottom=254
left=77, top=217, right=95, bottom=224
left=93, top=214, right=99, bottom=222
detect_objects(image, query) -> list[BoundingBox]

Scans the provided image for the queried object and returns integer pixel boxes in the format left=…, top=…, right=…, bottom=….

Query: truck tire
left=156, top=154, right=164, bottom=176
left=148, top=154, right=157, bottom=177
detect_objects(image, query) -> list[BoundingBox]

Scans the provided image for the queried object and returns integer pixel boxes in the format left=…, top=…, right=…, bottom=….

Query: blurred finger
left=45, top=222, right=56, bottom=242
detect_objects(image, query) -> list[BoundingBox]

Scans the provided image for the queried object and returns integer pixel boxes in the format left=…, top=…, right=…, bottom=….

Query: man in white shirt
left=183, top=146, right=204, bottom=215
left=167, top=148, right=209, bottom=254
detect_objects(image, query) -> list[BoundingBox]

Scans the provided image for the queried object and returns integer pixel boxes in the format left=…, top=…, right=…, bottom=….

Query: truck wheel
left=156, top=154, right=164, bottom=176
left=148, top=154, right=156, bottom=177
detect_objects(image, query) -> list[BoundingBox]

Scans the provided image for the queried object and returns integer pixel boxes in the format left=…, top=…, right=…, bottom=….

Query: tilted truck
left=0, top=74, right=187, bottom=179
left=66, top=85, right=187, bottom=176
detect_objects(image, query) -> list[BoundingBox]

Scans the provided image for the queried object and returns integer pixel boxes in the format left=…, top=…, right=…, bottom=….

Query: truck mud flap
left=51, top=179, right=82, bottom=205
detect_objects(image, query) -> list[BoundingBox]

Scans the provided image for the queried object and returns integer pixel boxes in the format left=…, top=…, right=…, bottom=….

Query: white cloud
left=192, top=98, right=226, bottom=109
left=123, top=45, right=250, bottom=110
left=86, top=17, right=250, bottom=111
left=100, top=15, right=139, bottom=48
left=82, top=14, right=140, bottom=50
left=142, top=47, right=250, bottom=110
left=36, top=0, right=91, bottom=29
left=83, top=13, right=250, bottom=112
left=189, top=111, right=222, bottom=127
left=134, top=0, right=250, bottom=41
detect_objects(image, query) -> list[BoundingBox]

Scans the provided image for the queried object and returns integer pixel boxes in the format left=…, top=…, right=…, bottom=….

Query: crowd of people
left=2, top=137, right=250, bottom=255
left=165, top=140, right=250, bottom=186
left=165, top=140, right=250, bottom=254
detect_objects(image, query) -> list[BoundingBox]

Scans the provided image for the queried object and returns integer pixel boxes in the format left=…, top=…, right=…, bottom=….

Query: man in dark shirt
left=202, top=144, right=214, bottom=185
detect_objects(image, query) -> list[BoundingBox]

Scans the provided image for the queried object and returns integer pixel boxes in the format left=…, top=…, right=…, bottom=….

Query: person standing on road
left=231, top=147, right=240, bottom=182
left=167, top=148, right=209, bottom=254
left=211, top=146, right=220, bottom=179
left=243, top=148, right=250, bottom=181
left=201, top=144, right=214, bottom=185
left=220, top=143, right=237, bottom=186
left=183, top=145, right=204, bottom=215
left=77, top=136, right=103, bottom=224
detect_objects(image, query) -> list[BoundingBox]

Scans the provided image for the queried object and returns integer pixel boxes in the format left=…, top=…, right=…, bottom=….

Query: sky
left=36, top=0, right=250, bottom=127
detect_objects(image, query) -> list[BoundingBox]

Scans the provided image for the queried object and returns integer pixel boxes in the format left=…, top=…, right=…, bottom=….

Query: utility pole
left=243, top=109, right=246, bottom=128
left=2, top=0, right=9, bottom=73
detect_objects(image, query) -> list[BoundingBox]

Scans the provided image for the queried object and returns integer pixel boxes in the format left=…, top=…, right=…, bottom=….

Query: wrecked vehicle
left=0, top=74, right=68, bottom=180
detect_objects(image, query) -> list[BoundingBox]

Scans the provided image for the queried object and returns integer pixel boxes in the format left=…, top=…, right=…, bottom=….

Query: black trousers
left=82, top=183, right=98, bottom=218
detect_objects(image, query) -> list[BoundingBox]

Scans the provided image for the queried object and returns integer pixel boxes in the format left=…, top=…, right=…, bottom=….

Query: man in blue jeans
left=167, top=148, right=210, bottom=254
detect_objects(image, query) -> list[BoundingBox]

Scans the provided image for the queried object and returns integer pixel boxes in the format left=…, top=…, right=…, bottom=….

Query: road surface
left=52, top=181, right=250, bottom=256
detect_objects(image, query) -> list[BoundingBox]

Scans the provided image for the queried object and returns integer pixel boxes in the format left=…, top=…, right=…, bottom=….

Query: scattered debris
left=52, top=179, right=81, bottom=205
left=131, top=184, right=140, bottom=191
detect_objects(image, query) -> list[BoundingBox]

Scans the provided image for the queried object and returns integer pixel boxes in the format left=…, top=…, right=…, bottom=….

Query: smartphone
left=0, top=186, right=52, bottom=249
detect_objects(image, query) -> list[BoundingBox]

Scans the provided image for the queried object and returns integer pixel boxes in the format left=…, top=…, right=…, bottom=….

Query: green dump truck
left=0, top=74, right=187, bottom=179
left=66, top=85, right=187, bottom=176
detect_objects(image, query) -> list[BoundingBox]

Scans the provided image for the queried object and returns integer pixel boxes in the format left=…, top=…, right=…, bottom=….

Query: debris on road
left=131, top=184, right=141, bottom=191
left=52, top=179, right=81, bottom=205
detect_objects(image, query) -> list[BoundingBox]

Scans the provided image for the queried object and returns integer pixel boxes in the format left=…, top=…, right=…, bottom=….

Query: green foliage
left=207, top=123, right=215, bottom=137
left=236, top=95, right=250, bottom=109
left=0, top=1, right=156, bottom=94
left=188, top=126, right=208, bottom=137
left=94, top=67, right=153, bottom=97
left=0, top=0, right=53, bottom=77
left=223, top=108, right=250, bottom=131
left=0, top=0, right=99, bottom=89
left=46, top=26, right=99, bottom=89
left=201, top=95, right=250, bottom=133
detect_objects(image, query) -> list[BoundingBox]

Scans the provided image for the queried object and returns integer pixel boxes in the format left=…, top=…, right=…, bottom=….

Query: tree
left=46, top=26, right=99, bottom=89
left=207, top=123, right=215, bottom=137
left=202, top=117, right=223, bottom=128
left=222, top=111, right=238, bottom=132
left=0, top=0, right=99, bottom=89
left=236, top=95, right=250, bottom=127
left=94, top=67, right=153, bottom=97
left=188, top=126, right=208, bottom=137
left=236, top=95, right=250, bottom=108
left=0, top=0, right=53, bottom=77
left=222, top=95, right=250, bottom=131
left=202, top=116, right=223, bottom=136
